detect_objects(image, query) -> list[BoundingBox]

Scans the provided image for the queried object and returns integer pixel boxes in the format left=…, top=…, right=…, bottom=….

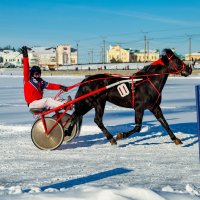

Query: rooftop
left=29, top=47, right=56, bottom=54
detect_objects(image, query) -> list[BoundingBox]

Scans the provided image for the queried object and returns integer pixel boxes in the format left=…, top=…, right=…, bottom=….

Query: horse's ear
left=161, top=48, right=173, bottom=56
left=160, top=49, right=167, bottom=56
left=160, top=49, right=170, bottom=64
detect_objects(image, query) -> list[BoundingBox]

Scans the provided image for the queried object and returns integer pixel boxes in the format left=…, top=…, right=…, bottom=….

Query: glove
left=60, top=85, right=68, bottom=92
left=21, top=46, right=28, bottom=57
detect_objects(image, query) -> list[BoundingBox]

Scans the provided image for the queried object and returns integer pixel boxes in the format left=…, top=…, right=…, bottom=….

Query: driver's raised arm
left=21, top=46, right=29, bottom=83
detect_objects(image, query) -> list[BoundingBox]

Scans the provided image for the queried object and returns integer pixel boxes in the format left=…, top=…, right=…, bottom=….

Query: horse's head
left=161, top=49, right=193, bottom=77
left=181, top=60, right=195, bottom=77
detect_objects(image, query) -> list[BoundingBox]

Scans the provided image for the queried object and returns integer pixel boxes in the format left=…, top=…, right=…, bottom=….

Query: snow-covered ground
left=1, top=72, right=200, bottom=200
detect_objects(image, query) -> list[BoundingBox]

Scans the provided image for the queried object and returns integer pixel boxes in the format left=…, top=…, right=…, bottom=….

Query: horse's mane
left=83, top=73, right=111, bottom=83
left=133, top=48, right=174, bottom=76
left=134, top=63, right=158, bottom=76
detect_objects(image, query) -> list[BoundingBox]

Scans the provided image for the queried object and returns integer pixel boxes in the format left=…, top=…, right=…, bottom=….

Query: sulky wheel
left=52, top=113, right=79, bottom=142
left=31, top=117, right=64, bottom=150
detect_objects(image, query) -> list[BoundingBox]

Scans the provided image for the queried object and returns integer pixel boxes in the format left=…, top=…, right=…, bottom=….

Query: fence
left=195, top=85, right=200, bottom=162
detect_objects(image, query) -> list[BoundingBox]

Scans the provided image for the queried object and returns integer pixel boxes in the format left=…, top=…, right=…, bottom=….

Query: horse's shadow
left=117, top=121, right=198, bottom=148
left=59, top=131, right=107, bottom=150
left=59, top=121, right=198, bottom=150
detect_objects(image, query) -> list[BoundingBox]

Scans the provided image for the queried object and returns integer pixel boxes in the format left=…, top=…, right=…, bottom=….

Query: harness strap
left=147, top=77, right=161, bottom=108
left=166, top=53, right=187, bottom=74
left=136, top=78, right=161, bottom=109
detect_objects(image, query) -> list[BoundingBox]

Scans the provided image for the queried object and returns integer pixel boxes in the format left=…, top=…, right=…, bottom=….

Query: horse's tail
left=76, top=116, right=83, bottom=137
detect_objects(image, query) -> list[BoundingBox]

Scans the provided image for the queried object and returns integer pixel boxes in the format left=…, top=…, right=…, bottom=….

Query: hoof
left=174, top=138, right=183, bottom=145
left=110, top=138, right=117, bottom=145
left=116, top=133, right=124, bottom=140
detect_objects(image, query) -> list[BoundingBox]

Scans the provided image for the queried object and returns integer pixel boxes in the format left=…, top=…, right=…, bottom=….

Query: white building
left=0, top=44, right=77, bottom=69
left=0, top=50, right=22, bottom=67
left=56, top=44, right=78, bottom=65
left=28, top=47, right=56, bottom=69
left=28, top=45, right=77, bottom=69
left=56, top=45, right=70, bottom=65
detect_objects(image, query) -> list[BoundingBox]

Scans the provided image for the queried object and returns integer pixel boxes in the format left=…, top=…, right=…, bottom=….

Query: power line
left=71, top=30, right=200, bottom=63
left=71, top=27, right=200, bottom=43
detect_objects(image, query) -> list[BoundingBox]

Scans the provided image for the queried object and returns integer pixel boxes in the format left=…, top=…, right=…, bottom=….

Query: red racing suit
left=23, top=57, right=62, bottom=105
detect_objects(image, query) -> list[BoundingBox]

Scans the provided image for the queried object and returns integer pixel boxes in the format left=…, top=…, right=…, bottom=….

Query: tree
left=110, top=57, right=123, bottom=63
left=110, top=57, right=117, bottom=63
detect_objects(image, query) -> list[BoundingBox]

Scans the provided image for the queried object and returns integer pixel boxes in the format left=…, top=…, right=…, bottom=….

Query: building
left=107, top=45, right=132, bottom=63
left=28, top=47, right=56, bottom=69
left=107, top=45, right=160, bottom=63
left=56, top=45, right=71, bottom=66
left=28, top=45, right=78, bottom=69
left=185, top=52, right=200, bottom=61
left=56, top=44, right=77, bottom=66
left=0, top=50, right=22, bottom=67
left=132, top=50, right=160, bottom=62
left=71, top=48, right=78, bottom=65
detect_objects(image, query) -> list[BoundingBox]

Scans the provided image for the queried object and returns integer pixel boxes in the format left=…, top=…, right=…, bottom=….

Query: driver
left=21, top=46, right=71, bottom=110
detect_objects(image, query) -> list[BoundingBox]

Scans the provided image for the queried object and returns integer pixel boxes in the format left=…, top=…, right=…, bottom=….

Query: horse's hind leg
left=64, top=105, right=91, bottom=136
left=150, top=105, right=182, bottom=145
left=64, top=112, right=80, bottom=136
left=94, top=101, right=117, bottom=145
left=116, top=107, right=144, bottom=140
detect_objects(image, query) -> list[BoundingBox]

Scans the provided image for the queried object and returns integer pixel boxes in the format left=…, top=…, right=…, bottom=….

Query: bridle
left=165, top=53, right=187, bottom=75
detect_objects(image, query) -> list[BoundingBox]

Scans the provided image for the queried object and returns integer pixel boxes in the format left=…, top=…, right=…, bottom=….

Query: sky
left=0, top=0, right=200, bottom=63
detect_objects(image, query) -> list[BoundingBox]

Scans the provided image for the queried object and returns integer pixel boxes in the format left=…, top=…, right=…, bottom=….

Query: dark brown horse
left=66, top=49, right=193, bottom=145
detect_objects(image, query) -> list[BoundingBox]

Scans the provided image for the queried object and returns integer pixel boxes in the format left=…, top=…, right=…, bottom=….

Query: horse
left=66, top=49, right=193, bottom=145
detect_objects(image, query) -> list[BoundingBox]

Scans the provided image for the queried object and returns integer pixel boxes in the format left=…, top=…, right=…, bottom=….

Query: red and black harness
left=64, top=54, right=187, bottom=109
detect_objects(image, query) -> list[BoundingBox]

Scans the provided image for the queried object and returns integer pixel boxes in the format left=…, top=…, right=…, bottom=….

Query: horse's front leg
left=150, top=105, right=182, bottom=145
left=116, top=107, right=144, bottom=140
left=94, top=101, right=117, bottom=145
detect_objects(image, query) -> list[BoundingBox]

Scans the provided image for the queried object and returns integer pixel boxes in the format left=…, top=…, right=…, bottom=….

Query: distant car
left=4, top=63, right=16, bottom=68
left=8, top=64, right=15, bottom=68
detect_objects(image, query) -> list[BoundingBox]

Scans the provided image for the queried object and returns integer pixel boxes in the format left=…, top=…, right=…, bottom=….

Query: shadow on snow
left=60, top=121, right=198, bottom=149
left=23, top=167, right=132, bottom=193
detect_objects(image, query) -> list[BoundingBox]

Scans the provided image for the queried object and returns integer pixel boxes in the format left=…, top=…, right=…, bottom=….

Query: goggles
left=33, top=72, right=41, bottom=76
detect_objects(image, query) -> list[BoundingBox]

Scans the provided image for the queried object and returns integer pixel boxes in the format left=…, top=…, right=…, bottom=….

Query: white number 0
left=117, top=83, right=130, bottom=97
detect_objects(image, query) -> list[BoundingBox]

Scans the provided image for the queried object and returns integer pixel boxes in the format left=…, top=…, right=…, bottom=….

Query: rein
left=61, top=55, right=187, bottom=108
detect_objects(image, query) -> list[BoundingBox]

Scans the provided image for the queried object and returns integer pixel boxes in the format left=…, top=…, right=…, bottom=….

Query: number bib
left=117, top=83, right=130, bottom=97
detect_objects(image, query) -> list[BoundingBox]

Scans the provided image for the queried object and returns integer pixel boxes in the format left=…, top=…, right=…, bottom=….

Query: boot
left=65, top=95, right=73, bottom=110
left=67, top=95, right=72, bottom=102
